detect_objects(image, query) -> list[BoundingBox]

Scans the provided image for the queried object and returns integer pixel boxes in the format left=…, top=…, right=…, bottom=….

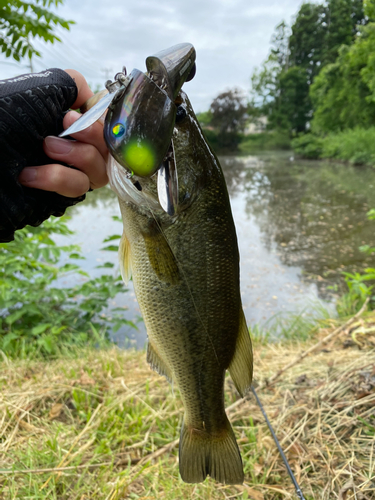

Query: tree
left=0, top=0, right=73, bottom=68
left=270, top=21, right=290, bottom=68
left=251, top=59, right=311, bottom=132
left=209, top=88, right=247, bottom=134
left=288, top=2, right=327, bottom=82
left=323, top=0, right=365, bottom=65
left=278, top=66, right=311, bottom=133
left=311, top=22, right=375, bottom=132
left=250, top=0, right=367, bottom=134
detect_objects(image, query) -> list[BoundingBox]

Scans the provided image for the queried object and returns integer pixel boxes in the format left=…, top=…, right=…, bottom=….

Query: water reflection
left=59, top=153, right=375, bottom=346
left=221, top=154, right=375, bottom=300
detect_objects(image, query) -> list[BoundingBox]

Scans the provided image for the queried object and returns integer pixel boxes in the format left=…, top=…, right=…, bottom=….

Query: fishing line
left=251, top=386, right=306, bottom=500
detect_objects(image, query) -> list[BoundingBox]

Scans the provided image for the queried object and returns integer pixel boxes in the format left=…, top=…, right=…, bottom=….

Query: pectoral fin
left=118, top=233, right=132, bottom=285
left=228, top=310, right=253, bottom=397
left=143, top=230, right=180, bottom=285
left=147, top=342, right=172, bottom=382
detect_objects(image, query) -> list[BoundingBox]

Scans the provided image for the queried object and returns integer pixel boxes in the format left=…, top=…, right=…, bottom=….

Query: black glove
left=0, top=68, right=85, bottom=242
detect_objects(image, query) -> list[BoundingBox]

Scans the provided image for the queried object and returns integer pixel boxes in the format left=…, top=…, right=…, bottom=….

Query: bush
left=201, top=129, right=242, bottom=154
left=292, top=127, right=375, bottom=165
left=291, top=133, right=323, bottom=159
left=0, top=216, right=135, bottom=358
left=240, top=131, right=291, bottom=153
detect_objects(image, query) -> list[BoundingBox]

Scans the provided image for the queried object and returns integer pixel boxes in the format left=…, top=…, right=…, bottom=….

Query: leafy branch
left=0, top=0, right=74, bottom=63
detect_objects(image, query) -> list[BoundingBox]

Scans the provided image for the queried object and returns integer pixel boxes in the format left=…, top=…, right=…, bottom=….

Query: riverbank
left=201, top=129, right=291, bottom=155
left=291, top=127, right=375, bottom=167
left=1, top=312, right=374, bottom=499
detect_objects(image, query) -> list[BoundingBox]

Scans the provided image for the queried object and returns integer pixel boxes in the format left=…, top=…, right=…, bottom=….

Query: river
left=55, top=152, right=375, bottom=348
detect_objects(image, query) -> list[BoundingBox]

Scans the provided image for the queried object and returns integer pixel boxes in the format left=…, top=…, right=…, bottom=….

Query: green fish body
left=113, top=91, right=253, bottom=484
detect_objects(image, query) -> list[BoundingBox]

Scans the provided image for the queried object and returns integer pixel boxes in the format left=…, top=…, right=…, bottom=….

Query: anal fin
left=228, top=309, right=253, bottom=397
left=147, top=341, right=172, bottom=383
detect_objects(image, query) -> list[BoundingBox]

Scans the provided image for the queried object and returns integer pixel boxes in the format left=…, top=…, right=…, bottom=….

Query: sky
left=0, top=0, right=306, bottom=112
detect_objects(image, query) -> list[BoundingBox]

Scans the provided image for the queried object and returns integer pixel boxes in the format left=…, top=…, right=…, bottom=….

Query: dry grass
left=0, top=313, right=375, bottom=499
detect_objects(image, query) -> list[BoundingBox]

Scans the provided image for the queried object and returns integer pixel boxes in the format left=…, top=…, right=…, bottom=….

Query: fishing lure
left=61, top=43, right=196, bottom=216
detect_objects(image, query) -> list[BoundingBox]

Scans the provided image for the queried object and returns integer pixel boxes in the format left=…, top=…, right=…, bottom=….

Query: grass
left=1, top=311, right=375, bottom=499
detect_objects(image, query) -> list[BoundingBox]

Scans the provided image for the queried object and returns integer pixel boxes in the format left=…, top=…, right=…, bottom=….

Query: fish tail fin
left=179, top=416, right=244, bottom=484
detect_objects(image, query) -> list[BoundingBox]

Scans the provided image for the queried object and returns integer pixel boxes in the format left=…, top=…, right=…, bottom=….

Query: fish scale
left=116, top=90, right=253, bottom=484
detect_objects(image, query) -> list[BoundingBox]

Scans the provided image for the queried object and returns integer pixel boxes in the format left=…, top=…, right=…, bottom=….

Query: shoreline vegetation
left=201, top=125, right=375, bottom=169
left=291, top=128, right=375, bottom=167
left=1, top=216, right=375, bottom=499
left=1, top=307, right=374, bottom=499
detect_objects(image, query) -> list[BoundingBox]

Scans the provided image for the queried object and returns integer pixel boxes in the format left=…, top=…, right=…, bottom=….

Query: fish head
left=108, top=90, right=218, bottom=219
left=104, top=69, right=176, bottom=179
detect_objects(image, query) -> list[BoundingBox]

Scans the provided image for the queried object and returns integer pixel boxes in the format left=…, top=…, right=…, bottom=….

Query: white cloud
left=0, top=0, right=306, bottom=111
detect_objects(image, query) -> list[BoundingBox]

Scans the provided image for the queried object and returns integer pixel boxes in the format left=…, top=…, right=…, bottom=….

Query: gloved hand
left=0, top=68, right=108, bottom=242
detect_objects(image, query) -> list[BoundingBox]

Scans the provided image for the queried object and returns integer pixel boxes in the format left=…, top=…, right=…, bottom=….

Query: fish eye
left=112, top=123, right=125, bottom=137
left=175, top=105, right=187, bottom=123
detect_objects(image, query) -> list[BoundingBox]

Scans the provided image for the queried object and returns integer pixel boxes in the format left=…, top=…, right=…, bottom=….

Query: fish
left=110, top=90, right=253, bottom=484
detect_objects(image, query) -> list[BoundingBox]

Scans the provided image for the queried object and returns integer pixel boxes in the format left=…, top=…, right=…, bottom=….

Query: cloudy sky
left=1, top=0, right=307, bottom=111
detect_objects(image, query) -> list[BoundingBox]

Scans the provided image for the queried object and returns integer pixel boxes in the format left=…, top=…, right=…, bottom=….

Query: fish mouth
left=106, top=137, right=179, bottom=216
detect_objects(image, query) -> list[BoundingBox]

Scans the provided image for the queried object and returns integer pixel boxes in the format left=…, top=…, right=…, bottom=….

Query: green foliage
left=292, top=126, right=375, bottom=165
left=291, top=133, right=323, bottom=159
left=278, top=66, right=311, bottom=133
left=288, top=2, right=327, bottom=79
left=364, top=0, right=375, bottom=19
left=251, top=0, right=366, bottom=135
left=0, top=216, right=134, bottom=358
left=337, top=209, right=375, bottom=315
left=202, top=128, right=242, bottom=154
left=337, top=268, right=375, bottom=314
left=0, top=0, right=74, bottom=63
left=322, top=0, right=365, bottom=64
left=239, top=130, right=291, bottom=153
left=251, top=59, right=311, bottom=133
left=310, top=23, right=375, bottom=133
left=196, top=110, right=213, bottom=127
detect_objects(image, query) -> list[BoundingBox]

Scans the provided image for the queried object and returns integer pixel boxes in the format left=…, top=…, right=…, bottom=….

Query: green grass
left=250, top=301, right=334, bottom=342
left=0, top=348, right=266, bottom=499
left=1, top=320, right=375, bottom=499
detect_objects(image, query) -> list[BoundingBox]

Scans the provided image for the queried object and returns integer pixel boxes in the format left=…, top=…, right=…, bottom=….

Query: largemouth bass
left=110, top=91, right=253, bottom=484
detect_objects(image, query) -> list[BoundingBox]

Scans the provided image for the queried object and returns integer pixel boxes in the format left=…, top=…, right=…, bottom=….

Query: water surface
left=56, top=152, right=375, bottom=347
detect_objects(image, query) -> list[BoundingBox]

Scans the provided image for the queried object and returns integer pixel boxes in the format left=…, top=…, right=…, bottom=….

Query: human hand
left=18, top=69, right=109, bottom=197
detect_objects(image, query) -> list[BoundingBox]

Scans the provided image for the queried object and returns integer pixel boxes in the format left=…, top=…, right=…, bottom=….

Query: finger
left=64, top=69, right=94, bottom=108
left=19, top=164, right=90, bottom=198
left=63, top=110, right=108, bottom=159
left=43, top=136, right=108, bottom=189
